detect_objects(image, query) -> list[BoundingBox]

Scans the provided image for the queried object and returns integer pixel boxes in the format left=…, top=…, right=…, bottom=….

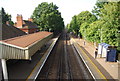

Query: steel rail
left=71, top=38, right=96, bottom=80
left=26, top=36, right=59, bottom=81
left=65, top=34, right=73, bottom=80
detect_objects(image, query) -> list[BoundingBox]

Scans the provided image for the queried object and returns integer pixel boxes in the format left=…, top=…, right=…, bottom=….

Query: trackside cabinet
left=106, top=46, right=117, bottom=62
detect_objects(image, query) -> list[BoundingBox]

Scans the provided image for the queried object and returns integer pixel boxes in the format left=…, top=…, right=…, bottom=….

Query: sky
left=0, top=0, right=97, bottom=25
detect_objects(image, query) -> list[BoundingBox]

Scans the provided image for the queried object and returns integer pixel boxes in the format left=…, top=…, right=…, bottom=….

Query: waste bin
left=106, top=46, right=117, bottom=62
left=101, top=44, right=110, bottom=57
left=98, top=43, right=106, bottom=55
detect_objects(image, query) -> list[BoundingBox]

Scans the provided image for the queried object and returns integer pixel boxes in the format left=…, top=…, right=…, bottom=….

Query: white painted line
left=34, top=38, right=58, bottom=80
left=26, top=37, right=59, bottom=81
left=70, top=39, right=96, bottom=80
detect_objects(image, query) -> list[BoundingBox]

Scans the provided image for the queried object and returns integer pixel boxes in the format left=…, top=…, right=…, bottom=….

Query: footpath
left=73, top=38, right=119, bottom=80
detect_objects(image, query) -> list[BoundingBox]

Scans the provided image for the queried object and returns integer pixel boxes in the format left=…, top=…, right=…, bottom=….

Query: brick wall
left=20, top=28, right=38, bottom=34
left=29, top=28, right=38, bottom=34
left=16, top=14, right=23, bottom=28
left=20, top=29, right=28, bottom=34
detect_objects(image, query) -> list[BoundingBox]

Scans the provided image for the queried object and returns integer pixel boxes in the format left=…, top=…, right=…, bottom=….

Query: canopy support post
left=1, top=59, right=8, bottom=81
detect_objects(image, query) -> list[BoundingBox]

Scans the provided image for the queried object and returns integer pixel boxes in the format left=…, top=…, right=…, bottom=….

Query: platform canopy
left=0, top=31, right=53, bottom=59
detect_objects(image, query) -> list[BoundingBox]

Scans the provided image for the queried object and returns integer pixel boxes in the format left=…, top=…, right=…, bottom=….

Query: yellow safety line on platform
left=26, top=41, right=55, bottom=81
left=72, top=38, right=107, bottom=81
left=26, top=59, right=41, bottom=81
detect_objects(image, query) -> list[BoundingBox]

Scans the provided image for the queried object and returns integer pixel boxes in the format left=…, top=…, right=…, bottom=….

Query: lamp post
left=98, top=28, right=102, bottom=43
left=117, top=30, right=120, bottom=47
left=117, top=30, right=120, bottom=64
left=83, top=29, right=86, bottom=45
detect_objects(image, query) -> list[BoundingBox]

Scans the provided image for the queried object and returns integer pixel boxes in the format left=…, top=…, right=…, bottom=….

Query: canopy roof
left=0, top=31, right=53, bottom=59
left=1, top=31, right=52, bottom=48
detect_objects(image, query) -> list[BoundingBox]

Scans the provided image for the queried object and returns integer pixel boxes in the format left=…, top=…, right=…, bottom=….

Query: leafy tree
left=92, top=0, right=108, bottom=17
left=66, top=23, right=73, bottom=33
left=1, top=7, right=13, bottom=25
left=99, top=2, right=120, bottom=46
left=77, top=11, right=97, bottom=38
left=80, top=22, right=90, bottom=39
left=31, top=2, right=64, bottom=34
left=86, top=20, right=104, bottom=43
left=77, top=11, right=97, bottom=25
left=80, top=1, right=120, bottom=47
left=69, top=15, right=79, bottom=35
left=68, top=11, right=97, bottom=36
left=68, top=0, right=119, bottom=49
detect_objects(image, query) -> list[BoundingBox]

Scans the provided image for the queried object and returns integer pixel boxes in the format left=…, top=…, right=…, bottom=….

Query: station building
left=14, top=14, right=39, bottom=34
left=0, top=22, right=27, bottom=80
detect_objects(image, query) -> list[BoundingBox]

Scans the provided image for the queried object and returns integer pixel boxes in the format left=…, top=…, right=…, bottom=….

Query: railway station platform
left=72, top=38, right=119, bottom=80
left=4, top=37, right=58, bottom=80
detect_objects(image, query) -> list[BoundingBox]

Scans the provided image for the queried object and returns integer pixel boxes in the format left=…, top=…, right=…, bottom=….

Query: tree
left=31, top=2, right=64, bottom=34
left=1, top=7, right=13, bottom=25
left=67, top=0, right=119, bottom=49
left=77, top=11, right=97, bottom=38
left=68, top=11, right=97, bottom=36
left=66, top=24, right=71, bottom=32
left=99, top=2, right=120, bottom=46
left=80, top=22, right=90, bottom=40
left=77, top=11, right=97, bottom=26
left=92, top=0, right=108, bottom=17
left=69, top=15, right=79, bottom=35
left=86, top=20, right=104, bottom=43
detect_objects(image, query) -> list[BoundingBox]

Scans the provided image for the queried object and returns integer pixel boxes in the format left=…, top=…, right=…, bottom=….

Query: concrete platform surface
left=73, top=38, right=119, bottom=80
left=6, top=38, right=54, bottom=80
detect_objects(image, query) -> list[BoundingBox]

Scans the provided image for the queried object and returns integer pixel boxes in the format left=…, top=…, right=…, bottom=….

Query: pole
left=84, top=30, right=86, bottom=45
left=1, top=59, right=8, bottom=81
left=0, top=60, right=2, bottom=81
left=101, top=28, right=102, bottom=43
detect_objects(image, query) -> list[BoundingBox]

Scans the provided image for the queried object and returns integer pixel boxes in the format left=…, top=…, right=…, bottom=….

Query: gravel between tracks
left=36, top=32, right=93, bottom=80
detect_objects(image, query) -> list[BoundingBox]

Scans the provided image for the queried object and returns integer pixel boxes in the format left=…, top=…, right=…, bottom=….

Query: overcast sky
left=0, top=0, right=97, bottom=25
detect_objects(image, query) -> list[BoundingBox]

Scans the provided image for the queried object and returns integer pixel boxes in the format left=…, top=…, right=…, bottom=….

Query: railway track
left=35, top=32, right=94, bottom=81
